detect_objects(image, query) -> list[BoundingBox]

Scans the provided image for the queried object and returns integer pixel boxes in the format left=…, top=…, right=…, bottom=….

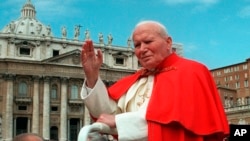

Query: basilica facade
left=0, top=1, right=183, bottom=141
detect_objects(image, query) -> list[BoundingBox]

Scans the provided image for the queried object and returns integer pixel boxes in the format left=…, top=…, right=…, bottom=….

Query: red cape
left=108, top=53, right=229, bottom=140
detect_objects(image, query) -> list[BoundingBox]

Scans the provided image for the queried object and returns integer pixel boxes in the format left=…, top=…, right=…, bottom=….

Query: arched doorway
left=50, top=126, right=58, bottom=140
left=69, top=118, right=80, bottom=141
left=16, top=117, right=28, bottom=135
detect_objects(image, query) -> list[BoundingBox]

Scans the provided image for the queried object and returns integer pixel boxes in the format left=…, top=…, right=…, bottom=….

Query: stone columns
left=80, top=119, right=83, bottom=128
left=59, top=77, right=68, bottom=141
left=28, top=118, right=31, bottom=132
left=32, top=76, right=40, bottom=134
left=35, top=43, right=41, bottom=60
left=0, top=44, right=7, bottom=58
left=7, top=40, right=15, bottom=57
left=42, top=77, right=50, bottom=140
left=2, top=74, right=14, bottom=141
left=13, top=118, right=16, bottom=136
left=67, top=119, right=70, bottom=141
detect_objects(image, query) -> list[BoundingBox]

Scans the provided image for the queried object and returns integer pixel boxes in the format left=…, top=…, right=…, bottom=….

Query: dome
left=1, top=0, right=53, bottom=37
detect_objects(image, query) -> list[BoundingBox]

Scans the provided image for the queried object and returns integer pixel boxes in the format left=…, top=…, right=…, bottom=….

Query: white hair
left=134, top=20, right=169, bottom=37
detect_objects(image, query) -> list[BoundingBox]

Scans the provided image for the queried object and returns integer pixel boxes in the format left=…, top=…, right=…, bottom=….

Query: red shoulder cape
left=108, top=53, right=229, bottom=140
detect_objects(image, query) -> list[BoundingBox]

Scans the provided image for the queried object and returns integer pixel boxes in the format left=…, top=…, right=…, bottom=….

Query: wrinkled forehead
left=134, top=23, right=158, bottom=32
left=133, top=24, right=161, bottom=39
left=132, top=22, right=167, bottom=40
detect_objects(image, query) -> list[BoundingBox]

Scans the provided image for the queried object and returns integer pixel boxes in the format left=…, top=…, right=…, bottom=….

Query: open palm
left=81, top=40, right=103, bottom=87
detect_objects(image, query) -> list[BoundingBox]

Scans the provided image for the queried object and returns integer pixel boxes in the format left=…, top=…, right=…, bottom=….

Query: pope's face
left=132, top=24, right=172, bottom=70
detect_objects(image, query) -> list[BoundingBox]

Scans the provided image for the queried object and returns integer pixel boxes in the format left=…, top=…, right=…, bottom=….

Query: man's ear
left=166, top=36, right=172, bottom=49
left=166, top=36, right=172, bottom=43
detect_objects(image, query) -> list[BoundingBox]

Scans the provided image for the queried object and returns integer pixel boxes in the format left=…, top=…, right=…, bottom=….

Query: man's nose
left=140, top=43, right=148, bottom=51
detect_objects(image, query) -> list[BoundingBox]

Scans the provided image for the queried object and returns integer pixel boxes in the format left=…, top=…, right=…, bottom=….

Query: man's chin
left=141, top=63, right=157, bottom=70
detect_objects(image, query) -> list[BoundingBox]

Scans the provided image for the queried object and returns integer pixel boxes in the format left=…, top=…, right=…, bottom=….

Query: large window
left=243, top=64, right=248, bottom=70
left=115, top=57, right=124, bottom=65
left=244, top=80, right=249, bottom=88
left=246, top=97, right=250, bottom=105
left=245, top=73, right=248, bottom=78
left=216, top=71, right=221, bottom=76
left=71, top=85, right=78, bottom=99
left=51, top=84, right=57, bottom=99
left=113, top=52, right=127, bottom=67
left=235, top=82, right=240, bottom=89
left=53, top=50, right=59, bottom=57
left=18, top=82, right=27, bottom=97
left=19, top=47, right=30, bottom=55
left=16, top=41, right=34, bottom=57
left=235, top=75, right=240, bottom=80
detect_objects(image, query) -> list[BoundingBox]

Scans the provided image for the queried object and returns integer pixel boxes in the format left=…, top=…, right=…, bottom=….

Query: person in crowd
left=13, top=133, right=44, bottom=141
left=80, top=20, right=229, bottom=141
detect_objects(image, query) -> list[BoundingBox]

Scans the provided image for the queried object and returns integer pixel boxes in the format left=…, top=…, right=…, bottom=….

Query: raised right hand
left=81, top=40, right=103, bottom=88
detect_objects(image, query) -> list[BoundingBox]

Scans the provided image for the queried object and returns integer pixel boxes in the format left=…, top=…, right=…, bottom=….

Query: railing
left=225, top=104, right=250, bottom=113
left=68, top=99, right=83, bottom=106
left=14, top=96, right=32, bottom=105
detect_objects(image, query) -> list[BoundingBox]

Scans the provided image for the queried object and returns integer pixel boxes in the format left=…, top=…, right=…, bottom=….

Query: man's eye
left=145, top=41, right=152, bottom=44
left=134, top=43, right=140, bottom=48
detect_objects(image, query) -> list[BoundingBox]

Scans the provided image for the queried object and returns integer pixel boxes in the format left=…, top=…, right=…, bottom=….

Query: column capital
left=32, top=75, right=42, bottom=82
left=61, top=77, right=69, bottom=83
left=3, top=73, right=16, bottom=80
left=43, top=76, right=51, bottom=82
left=8, top=37, right=15, bottom=44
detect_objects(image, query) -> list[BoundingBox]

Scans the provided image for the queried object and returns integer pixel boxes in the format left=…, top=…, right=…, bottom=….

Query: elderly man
left=80, top=20, right=229, bottom=141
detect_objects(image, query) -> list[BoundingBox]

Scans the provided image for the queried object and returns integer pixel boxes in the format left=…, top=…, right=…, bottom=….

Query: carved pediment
left=42, top=49, right=110, bottom=68
left=112, top=51, right=129, bottom=57
left=101, top=63, right=110, bottom=68
left=42, top=49, right=81, bottom=65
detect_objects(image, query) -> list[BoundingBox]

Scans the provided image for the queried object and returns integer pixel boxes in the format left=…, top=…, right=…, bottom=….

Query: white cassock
left=81, top=76, right=154, bottom=141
